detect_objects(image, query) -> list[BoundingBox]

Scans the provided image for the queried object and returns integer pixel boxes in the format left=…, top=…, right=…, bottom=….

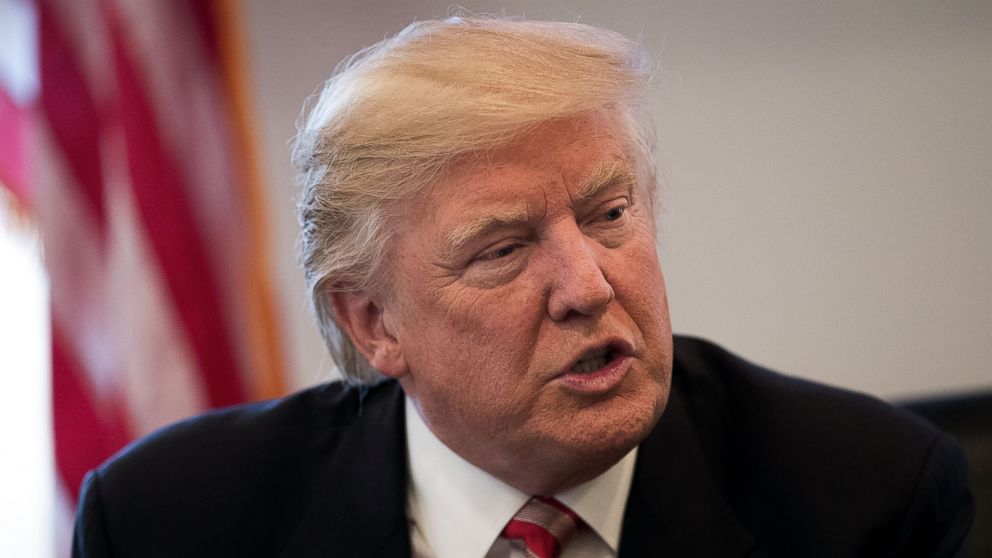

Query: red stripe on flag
left=185, top=0, right=222, bottom=66
left=105, top=4, right=246, bottom=407
left=52, top=324, right=131, bottom=502
left=38, top=0, right=107, bottom=233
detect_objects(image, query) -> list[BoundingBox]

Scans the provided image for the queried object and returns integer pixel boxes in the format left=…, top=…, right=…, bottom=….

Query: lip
left=554, top=338, right=635, bottom=396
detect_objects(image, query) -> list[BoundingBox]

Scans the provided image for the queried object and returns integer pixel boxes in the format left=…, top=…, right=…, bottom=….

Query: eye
left=479, top=243, right=518, bottom=262
left=604, top=205, right=626, bottom=221
left=582, top=198, right=634, bottom=249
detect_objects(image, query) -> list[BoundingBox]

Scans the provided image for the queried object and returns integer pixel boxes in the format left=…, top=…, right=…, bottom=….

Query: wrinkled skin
left=339, top=111, right=673, bottom=494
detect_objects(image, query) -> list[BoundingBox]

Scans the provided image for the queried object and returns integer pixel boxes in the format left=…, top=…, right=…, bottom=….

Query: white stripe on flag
left=103, top=128, right=209, bottom=436
left=33, top=118, right=120, bottom=402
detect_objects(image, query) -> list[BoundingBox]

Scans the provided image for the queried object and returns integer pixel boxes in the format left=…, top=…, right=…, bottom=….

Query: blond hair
left=293, top=16, right=657, bottom=384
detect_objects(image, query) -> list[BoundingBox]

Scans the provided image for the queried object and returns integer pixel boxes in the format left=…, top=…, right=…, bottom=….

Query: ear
left=329, top=291, right=407, bottom=379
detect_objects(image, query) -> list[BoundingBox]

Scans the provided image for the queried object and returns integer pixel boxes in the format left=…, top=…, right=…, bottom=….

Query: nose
left=546, top=227, right=615, bottom=321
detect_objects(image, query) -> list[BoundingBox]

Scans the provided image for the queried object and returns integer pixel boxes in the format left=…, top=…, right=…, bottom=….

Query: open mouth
left=570, top=346, right=616, bottom=374
left=557, top=341, right=632, bottom=395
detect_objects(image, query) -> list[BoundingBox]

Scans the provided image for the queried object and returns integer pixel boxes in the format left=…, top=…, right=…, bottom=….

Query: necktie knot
left=501, top=497, right=583, bottom=558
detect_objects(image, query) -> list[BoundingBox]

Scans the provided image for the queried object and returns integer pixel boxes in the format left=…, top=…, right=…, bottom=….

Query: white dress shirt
left=405, top=398, right=637, bottom=558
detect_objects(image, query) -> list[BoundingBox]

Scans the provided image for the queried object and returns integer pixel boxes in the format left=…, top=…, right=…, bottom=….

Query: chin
left=564, top=388, right=667, bottom=460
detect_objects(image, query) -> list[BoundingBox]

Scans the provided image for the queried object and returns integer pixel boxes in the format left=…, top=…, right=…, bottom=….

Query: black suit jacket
left=73, top=337, right=973, bottom=557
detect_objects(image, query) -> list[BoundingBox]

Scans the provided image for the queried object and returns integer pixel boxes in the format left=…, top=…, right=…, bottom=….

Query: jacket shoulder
left=75, top=380, right=406, bottom=557
left=98, top=380, right=400, bottom=483
left=670, top=335, right=972, bottom=555
left=672, top=335, right=940, bottom=446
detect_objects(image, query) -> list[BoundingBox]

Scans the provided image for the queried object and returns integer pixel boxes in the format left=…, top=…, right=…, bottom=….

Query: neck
left=484, top=450, right=624, bottom=496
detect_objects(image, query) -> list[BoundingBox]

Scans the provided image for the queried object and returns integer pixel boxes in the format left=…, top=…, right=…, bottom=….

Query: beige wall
left=244, top=0, right=992, bottom=399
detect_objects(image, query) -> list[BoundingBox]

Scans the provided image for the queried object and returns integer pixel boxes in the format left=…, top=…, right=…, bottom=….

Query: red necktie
left=501, top=496, right=584, bottom=558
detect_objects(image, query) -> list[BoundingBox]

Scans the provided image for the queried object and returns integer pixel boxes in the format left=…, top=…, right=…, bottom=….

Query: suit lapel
left=279, top=383, right=411, bottom=558
left=620, top=385, right=756, bottom=557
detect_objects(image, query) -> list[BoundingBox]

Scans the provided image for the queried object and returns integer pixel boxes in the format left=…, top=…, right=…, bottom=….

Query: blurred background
left=1, top=0, right=989, bottom=556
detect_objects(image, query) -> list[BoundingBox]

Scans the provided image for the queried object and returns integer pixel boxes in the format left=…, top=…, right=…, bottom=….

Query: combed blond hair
left=294, top=16, right=657, bottom=384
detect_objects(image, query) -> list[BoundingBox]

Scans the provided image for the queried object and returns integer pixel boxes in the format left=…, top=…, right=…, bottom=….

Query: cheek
left=444, top=285, right=537, bottom=341
left=609, top=227, right=663, bottom=286
left=402, top=284, right=550, bottom=429
left=611, top=236, right=671, bottom=331
left=400, top=279, right=545, bottom=381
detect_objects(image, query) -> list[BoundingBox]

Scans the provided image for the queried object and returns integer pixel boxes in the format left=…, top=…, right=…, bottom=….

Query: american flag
left=0, top=0, right=287, bottom=553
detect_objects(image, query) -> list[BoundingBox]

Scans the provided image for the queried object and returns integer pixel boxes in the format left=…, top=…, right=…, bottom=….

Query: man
left=73, top=16, right=972, bottom=557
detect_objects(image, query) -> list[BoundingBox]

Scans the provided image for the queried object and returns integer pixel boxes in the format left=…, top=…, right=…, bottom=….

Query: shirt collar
left=405, top=397, right=637, bottom=558
left=557, top=444, right=637, bottom=551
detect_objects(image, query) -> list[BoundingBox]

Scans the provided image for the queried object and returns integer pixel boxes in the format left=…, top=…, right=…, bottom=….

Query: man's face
left=383, top=111, right=673, bottom=493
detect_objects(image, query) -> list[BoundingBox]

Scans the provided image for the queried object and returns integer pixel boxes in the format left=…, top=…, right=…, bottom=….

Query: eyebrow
left=576, top=157, right=638, bottom=201
left=442, top=204, right=531, bottom=259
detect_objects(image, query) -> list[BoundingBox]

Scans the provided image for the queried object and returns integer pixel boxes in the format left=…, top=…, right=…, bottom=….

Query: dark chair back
left=903, top=392, right=992, bottom=557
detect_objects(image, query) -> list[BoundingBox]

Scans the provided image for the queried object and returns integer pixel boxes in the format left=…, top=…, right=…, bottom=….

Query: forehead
left=423, top=111, right=633, bottom=212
